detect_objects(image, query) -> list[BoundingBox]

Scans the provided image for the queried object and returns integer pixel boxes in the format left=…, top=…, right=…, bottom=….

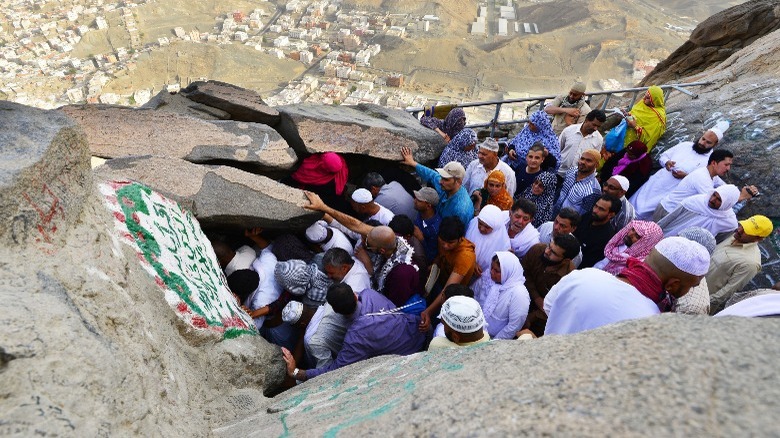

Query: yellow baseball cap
left=739, top=215, right=774, bottom=237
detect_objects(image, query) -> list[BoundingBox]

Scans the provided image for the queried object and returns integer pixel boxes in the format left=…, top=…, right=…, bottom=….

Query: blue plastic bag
left=604, top=118, right=627, bottom=153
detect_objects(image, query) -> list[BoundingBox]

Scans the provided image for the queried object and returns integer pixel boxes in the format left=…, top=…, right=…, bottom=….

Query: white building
left=498, top=19, right=508, bottom=36
left=289, top=28, right=307, bottom=39
left=174, top=27, right=186, bottom=38
left=299, top=50, right=314, bottom=64
left=95, top=17, right=108, bottom=30
left=471, top=21, right=486, bottom=35
left=234, top=31, right=248, bottom=42
left=273, top=36, right=290, bottom=47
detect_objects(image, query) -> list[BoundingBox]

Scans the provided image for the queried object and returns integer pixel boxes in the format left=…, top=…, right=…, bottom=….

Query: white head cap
left=282, top=301, right=304, bottom=324
left=655, top=236, right=710, bottom=276
left=305, top=220, right=329, bottom=244
left=611, top=175, right=630, bottom=192
left=708, top=120, right=730, bottom=141
left=351, top=188, right=373, bottom=204
left=438, top=296, right=485, bottom=334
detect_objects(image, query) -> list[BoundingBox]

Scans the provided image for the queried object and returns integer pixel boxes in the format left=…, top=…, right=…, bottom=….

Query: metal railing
left=406, top=82, right=710, bottom=138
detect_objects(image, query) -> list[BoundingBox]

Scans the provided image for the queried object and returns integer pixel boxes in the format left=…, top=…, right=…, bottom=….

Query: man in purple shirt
left=282, top=284, right=426, bottom=381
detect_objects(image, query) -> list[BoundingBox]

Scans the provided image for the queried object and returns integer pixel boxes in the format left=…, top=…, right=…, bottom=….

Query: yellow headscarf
left=624, top=85, right=666, bottom=152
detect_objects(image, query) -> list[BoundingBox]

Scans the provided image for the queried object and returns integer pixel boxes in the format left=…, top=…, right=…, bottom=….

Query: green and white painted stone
left=100, top=180, right=256, bottom=339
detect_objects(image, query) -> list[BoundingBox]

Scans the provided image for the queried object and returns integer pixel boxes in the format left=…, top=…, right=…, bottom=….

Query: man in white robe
left=655, top=149, right=733, bottom=220
left=630, top=121, right=729, bottom=219
left=544, top=237, right=710, bottom=335
left=656, top=185, right=741, bottom=242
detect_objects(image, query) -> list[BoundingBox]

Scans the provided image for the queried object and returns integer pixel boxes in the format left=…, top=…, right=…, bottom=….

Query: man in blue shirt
left=283, top=283, right=426, bottom=381
left=412, top=187, right=442, bottom=263
left=400, top=146, right=474, bottom=227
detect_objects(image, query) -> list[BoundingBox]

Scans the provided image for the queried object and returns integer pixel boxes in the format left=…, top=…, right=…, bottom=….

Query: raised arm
left=304, top=191, right=373, bottom=237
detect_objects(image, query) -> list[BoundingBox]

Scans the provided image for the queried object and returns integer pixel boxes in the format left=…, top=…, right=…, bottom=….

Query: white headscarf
left=478, top=251, right=526, bottom=318
left=661, top=184, right=740, bottom=237
left=465, top=205, right=511, bottom=274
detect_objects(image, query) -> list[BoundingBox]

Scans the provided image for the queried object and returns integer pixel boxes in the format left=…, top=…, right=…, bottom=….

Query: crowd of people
left=211, top=83, right=778, bottom=387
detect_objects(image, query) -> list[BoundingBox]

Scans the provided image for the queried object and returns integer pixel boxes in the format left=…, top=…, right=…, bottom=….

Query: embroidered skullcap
left=305, top=220, right=329, bottom=244
left=282, top=301, right=304, bottom=324
left=581, top=148, right=601, bottom=162
left=677, top=227, right=717, bottom=255
left=478, top=137, right=500, bottom=153
left=611, top=175, right=630, bottom=191
left=351, top=188, right=373, bottom=204
left=438, top=296, right=485, bottom=334
left=571, top=82, right=587, bottom=93
left=708, top=120, right=730, bottom=141
left=655, top=236, right=710, bottom=276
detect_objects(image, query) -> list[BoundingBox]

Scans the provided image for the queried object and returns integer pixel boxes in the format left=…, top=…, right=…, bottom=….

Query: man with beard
left=303, top=192, right=422, bottom=309
left=545, top=82, right=592, bottom=135
left=654, top=149, right=735, bottom=220
left=538, top=207, right=583, bottom=267
left=657, top=184, right=742, bottom=242
left=521, top=233, right=581, bottom=336
left=631, top=121, right=730, bottom=219
left=707, top=215, right=774, bottom=313
left=593, top=220, right=664, bottom=275
left=574, top=194, right=621, bottom=268
left=553, top=149, right=602, bottom=216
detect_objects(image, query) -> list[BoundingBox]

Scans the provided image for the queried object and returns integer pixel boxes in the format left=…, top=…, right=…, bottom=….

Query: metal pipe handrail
left=406, top=81, right=711, bottom=137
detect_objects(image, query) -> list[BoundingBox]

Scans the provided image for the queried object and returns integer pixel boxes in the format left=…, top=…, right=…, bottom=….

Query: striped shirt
left=554, top=168, right=601, bottom=215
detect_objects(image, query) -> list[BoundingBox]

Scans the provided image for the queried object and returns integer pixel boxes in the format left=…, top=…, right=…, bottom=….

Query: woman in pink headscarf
left=287, top=152, right=350, bottom=212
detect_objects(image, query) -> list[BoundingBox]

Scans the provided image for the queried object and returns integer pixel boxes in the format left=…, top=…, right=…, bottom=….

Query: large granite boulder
left=94, top=155, right=321, bottom=230
left=60, top=105, right=297, bottom=172
left=0, top=101, right=91, bottom=250
left=216, top=314, right=780, bottom=436
left=640, top=0, right=780, bottom=86
left=141, top=89, right=232, bottom=120
left=276, top=103, right=446, bottom=163
left=650, top=30, right=780, bottom=289
left=180, top=81, right=281, bottom=126
left=1, top=104, right=284, bottom=436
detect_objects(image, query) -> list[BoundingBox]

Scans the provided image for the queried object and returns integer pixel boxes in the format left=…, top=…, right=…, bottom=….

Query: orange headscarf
left=484, top=170, right=513, bottom=211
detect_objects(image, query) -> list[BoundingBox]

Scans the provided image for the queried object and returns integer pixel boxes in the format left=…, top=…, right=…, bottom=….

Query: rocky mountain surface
left=219, top=314, right=780, bottom=436
left=94, top=155, right=321, bottom=229
left=0, top=102, right=284, bottom=436
left=2, top=2, right=780, bottom=436
left=641, top=0, right=780, bottom=86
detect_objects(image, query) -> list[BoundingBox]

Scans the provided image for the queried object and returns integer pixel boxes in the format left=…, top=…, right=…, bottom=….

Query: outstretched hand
left=303, top=191, right=326, bottom=211
left=400, top=147, right=417, bottom=167
left=281, top=347, right=297, bottom=376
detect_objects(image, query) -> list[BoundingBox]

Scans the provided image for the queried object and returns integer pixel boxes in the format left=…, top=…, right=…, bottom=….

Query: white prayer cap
left=305, top=220, right=329, bottom=244
left=655, top=236, right=710, bottom=276
left=677, top=227, right=717, bottom=254
left=282, top=301, right=304, bottom=324
left=438, top=296, right=485, bottom=334
left=708, top=120, right=730, bottom=141
left=351, top=188, right=373, bottom=204
left=611, top=175, right=630, bottom=192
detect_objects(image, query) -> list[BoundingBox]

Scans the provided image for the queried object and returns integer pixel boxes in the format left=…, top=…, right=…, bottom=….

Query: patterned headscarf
left=506, top=111, right=561, bottom=171
left=373, top=236, right=418, bottom=294
left=602, top=220, right=664, bottom=275
left=437, top=128, right=478, bottom=168
left=421, top=107, right=467, bottom=139
left=522, top=171, right=558, bottom=228
left=274, top=260, right=331, bottom=305
left=484, top=170, right=513, bottom=211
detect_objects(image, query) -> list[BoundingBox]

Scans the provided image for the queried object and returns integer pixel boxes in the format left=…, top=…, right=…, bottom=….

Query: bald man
left=305, top=192, right=422, bottom=308
left=544, top=237, right=710, bottom=335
